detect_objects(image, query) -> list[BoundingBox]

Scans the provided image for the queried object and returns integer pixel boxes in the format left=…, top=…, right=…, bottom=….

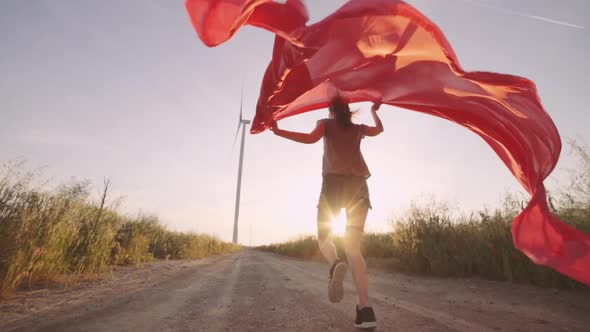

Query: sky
left=1, top=0, right=588, bottom=245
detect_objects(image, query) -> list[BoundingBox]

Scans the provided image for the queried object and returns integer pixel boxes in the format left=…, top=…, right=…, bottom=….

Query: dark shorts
left=317, top=174, right=371, bottom=240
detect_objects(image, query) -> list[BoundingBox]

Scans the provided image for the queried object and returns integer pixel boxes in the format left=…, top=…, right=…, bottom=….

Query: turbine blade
left=232, top=123, right=241, bottom=150
left=240, top=83, right=244, bottom=122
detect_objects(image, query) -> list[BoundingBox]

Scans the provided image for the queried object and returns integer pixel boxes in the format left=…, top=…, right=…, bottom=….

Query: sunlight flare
left=332, top=208, right=347, bottom=237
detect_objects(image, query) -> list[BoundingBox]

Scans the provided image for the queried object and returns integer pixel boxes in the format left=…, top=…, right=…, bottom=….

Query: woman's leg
left=318, top=193, right=350, bottom=303
left=318, top=236, right=338, bottom=265
left=317, top=196, right=339, bottom=265
left=344, top=204, right=370, bottom=307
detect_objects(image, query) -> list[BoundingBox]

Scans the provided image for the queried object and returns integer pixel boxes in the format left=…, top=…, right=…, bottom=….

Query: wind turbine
left=232, top=87, right=250, bottom=244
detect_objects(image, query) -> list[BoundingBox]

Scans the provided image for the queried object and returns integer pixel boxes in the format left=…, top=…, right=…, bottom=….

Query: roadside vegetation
left=259, top=142, right=590, bottom=289
left=0, top=164, right=239, bottom=297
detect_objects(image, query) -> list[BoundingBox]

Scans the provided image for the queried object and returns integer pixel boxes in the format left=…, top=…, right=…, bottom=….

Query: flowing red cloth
left=185, top=0, right=590, bottom=285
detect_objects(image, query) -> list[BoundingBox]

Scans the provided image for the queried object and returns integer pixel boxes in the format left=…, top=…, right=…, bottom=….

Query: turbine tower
left=232, top=88, right=250, bottom=244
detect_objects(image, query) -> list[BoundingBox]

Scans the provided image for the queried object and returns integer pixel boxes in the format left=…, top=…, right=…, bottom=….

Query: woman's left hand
left=269, top=120, right=279, bottom=132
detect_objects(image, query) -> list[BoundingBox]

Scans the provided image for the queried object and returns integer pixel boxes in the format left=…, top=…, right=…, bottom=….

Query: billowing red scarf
left=185, top=0, right=590, bottom=285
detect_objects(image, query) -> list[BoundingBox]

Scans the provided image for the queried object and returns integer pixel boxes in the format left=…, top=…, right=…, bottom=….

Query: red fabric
left=185, top=0, right=308, bottom=47
left=185, top=0, right=590, bottom=285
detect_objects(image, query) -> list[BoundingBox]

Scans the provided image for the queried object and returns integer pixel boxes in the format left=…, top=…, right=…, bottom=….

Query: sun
left=332, top=208, right=347, bottom=237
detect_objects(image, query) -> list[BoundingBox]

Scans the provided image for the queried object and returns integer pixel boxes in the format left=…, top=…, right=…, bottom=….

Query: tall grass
left=258, top=235, right=320, bottom=259
left=0, top=165, right=239, bottom=297
left=258, top=233, right=396, bottom=261
left=259, top=143, right=590, bottom=289
left=389, top=199, right=589, bottom=288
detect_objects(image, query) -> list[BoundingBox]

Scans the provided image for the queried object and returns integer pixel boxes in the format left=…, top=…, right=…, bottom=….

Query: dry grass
left=259, top=142, right=590, bottom=289
left=0, top=165, right=239, bottom=297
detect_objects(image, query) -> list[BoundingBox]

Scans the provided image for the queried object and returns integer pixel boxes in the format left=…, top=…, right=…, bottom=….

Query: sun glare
left=332, top=208, right=346, bottom=237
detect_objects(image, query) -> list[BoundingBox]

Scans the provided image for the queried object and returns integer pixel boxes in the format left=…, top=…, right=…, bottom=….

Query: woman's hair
left=329, top=95, right=353, bottom=127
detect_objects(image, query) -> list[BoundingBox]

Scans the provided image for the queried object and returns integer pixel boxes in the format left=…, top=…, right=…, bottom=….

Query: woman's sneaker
left=328, top=259, right=347, bottom=303
left=354, top=305, right=377, bottom=329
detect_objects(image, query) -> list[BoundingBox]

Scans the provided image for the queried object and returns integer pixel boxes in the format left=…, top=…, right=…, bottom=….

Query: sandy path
left=1, top=250, right=588, bottom=331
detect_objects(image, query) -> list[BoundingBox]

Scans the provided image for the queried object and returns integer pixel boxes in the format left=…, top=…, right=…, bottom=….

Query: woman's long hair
left=329, top=95, right=353, bottom=127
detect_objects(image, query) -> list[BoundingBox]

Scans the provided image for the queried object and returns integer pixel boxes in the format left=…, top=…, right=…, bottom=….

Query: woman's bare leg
left=318, top=236, right=338, bottom=265
left=317, top=196, right=339, bottom=265
left=318, top=200, right=348, bottom=303
left=344, top=205, right=370, bottom=307
left=346, top=248, right=369, bottom=307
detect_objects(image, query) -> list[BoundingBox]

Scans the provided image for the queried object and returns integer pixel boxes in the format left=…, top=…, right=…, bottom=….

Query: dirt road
left=2, top=250, right=588, bottom=331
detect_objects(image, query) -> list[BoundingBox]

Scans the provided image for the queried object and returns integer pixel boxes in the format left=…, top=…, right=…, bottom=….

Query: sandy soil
left=1, top=250, right=588, bottom=331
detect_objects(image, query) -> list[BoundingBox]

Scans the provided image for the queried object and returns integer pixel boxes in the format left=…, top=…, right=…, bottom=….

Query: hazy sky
left=1, top=0, right=588, bottom=245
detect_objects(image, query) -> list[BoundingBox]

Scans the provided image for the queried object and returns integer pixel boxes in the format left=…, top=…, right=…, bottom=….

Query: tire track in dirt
left=225, top=251, right=357, bottom=331
left=18, top=254, right=241, bottom=332
left=168, top=253, right=244, bottom=331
